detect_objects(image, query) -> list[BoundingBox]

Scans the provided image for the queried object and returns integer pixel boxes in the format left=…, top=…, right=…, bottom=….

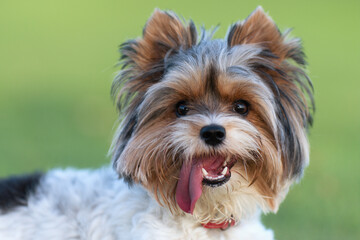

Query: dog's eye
left=233, top=100, right=249, bottom=115
left=176, top=101, right=189, bottom=117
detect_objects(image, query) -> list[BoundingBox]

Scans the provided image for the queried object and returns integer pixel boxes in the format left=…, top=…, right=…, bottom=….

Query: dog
left=0, top=7, right=313, bottom=240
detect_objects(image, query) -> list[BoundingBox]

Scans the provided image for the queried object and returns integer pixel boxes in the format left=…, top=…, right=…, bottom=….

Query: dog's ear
left=132, top=9, right=197, bottom=68
left=118, top=9, right=197, bottom=94
left=227, top=6, right=304, bottom=65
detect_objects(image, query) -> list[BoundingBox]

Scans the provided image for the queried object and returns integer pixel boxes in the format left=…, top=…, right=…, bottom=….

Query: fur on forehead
left=111, top=7, right=314, bottom=213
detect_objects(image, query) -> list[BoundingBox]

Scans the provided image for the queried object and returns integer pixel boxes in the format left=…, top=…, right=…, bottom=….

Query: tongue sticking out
left=175, top=161, right=203, bottom=214
left=175, top=157, right=226, bottom=214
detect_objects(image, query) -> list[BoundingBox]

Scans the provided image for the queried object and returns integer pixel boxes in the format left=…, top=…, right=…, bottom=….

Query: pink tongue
left=175, top=161, right=203, bottom=214
left=175, top=157, right=224, bottom=214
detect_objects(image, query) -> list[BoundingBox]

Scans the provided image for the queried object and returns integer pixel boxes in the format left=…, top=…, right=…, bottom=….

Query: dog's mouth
left=202, top=156, right=236, bottom=187
left=175, top=155, right=237, bottom=214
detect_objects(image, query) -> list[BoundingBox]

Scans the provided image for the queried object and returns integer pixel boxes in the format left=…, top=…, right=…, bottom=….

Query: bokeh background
left=0, top=0, right=359, bottom=239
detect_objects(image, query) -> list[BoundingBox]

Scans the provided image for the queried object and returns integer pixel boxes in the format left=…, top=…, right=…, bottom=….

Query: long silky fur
left=110, top=7, right=314, bottom=224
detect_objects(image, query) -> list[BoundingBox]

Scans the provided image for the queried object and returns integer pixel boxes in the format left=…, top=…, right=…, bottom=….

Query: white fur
left=0, top=167, right=274, bottom=240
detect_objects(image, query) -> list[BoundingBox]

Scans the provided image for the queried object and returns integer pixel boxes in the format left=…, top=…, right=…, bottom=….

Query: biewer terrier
left=0, top=7, right=313, bottom=240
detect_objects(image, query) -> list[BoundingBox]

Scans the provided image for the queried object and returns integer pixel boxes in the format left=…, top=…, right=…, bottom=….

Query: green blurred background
left=0, top=0, right=359, bottom=239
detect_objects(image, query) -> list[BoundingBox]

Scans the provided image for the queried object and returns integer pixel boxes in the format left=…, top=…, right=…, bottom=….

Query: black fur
left=112, top=113, right=138, bottom=170
left=205, top=64, right=219, bottom=96
left=251, top=57, right=313, bottom=178
left=0, top=172, right=42, bottom=213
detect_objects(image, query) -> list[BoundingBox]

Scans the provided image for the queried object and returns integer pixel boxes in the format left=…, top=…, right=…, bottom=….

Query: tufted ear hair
left=227, top=6, right=304, bottom=65
left=114, top=9, right=197, bottom=98
left=111, top=10, right=197, bottom=177
left=129, top=9, right=197, bottom=69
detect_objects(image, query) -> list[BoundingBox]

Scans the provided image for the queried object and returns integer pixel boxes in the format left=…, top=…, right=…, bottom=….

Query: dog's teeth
left=223, top=156, right=231, bottom=166
left=202, top=168, right=208, bottom=176
left=206, top=175, right=222, bottom=180
left=221, top=167, right=228, bottom=175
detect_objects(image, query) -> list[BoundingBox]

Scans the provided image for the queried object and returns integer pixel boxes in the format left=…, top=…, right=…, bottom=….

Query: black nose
left=200, top=124, right=226, bottom=146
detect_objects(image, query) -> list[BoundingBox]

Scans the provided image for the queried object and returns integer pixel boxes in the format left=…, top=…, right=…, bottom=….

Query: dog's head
left=111, top=7, right=313, bottom=224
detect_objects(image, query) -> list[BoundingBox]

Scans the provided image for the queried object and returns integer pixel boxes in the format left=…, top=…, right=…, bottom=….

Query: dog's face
left=111, top=7, right=313, bottom=224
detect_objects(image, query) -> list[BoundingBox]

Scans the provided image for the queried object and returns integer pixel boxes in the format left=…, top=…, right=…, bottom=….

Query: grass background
left=0, top=0, right=359, bottom=239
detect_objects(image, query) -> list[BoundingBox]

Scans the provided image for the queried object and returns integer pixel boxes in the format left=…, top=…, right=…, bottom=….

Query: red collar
left=202, top=218, right=236, bottom=230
